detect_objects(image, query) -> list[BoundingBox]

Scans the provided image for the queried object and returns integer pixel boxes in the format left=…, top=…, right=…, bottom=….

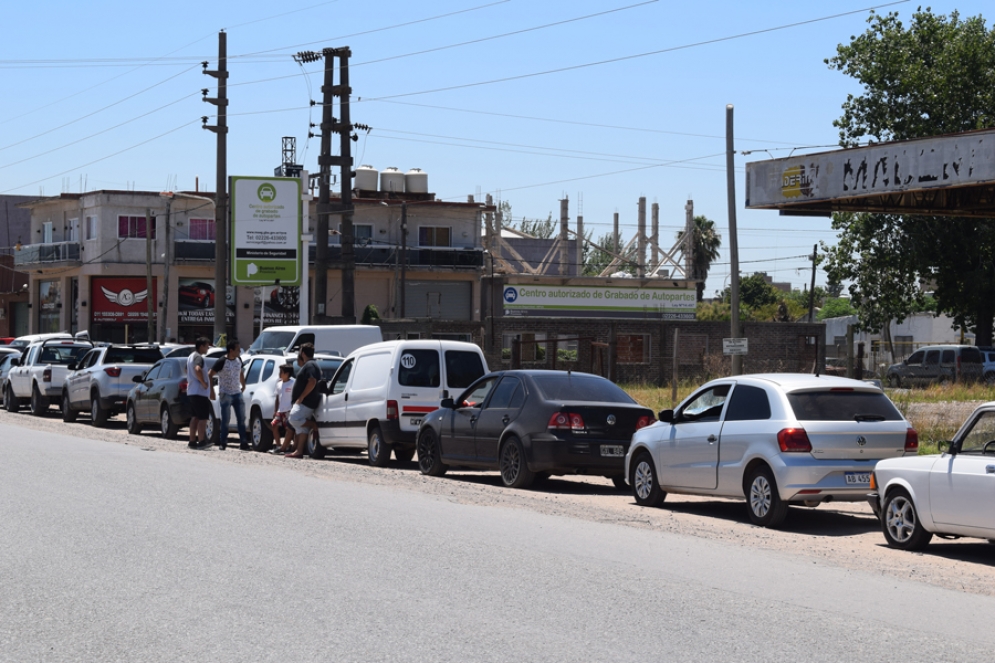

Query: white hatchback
left=626, top=373, right=917, bottom=528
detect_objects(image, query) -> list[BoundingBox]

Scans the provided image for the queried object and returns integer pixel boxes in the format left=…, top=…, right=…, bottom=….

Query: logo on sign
left=101, top=286, right=148, bottom=307
left=400, top=354, right=417, bottom=369
left=257, top=183, right=277, bottom=202
left=503, top=287, right=518, bottom=303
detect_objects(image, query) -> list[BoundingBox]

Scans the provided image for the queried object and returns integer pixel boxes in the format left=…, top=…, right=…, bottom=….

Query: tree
left=825, top=8, right=995, bottom=344
left=818, top=297, right=857, bottom=321
left=676, top=215, right=722, bottom=301
left=584, top=231, right=635, bottom=276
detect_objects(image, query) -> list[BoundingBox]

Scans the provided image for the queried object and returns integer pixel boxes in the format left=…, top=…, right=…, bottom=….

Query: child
left=269, top=364, right=296, bottom=454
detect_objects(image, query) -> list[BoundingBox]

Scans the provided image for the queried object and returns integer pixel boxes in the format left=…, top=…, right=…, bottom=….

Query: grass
left=618, top=380, right=995, bottom=455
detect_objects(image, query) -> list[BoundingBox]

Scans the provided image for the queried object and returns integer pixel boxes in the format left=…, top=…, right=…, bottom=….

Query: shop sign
left=230, top=176, right=302, bottom=286
left=502, top=284, right=696, bottom=319
left=254, top=285, right=299, bottom=327
left=178, top=278, right=234, bottom=324
left=39, top=281, right=61, bottom=312
left=91, top=277, right=156, bottom=323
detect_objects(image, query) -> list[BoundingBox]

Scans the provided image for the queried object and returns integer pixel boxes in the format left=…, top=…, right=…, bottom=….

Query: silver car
left=625, top=374, right=917, bottom=528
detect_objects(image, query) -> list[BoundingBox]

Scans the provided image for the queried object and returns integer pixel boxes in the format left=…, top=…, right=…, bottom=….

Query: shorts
left=288, top=403, right=315, bottom=432
left=271, top=411, right=291, bottom=431
left=190, top=395, right=211, bottom=419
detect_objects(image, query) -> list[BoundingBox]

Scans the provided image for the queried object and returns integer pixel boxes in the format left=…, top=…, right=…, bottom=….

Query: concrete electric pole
left=202, top=31, right=228, bottom=344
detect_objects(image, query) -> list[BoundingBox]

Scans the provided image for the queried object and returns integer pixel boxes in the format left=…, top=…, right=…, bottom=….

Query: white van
left=246, top=325, right=381, bottom=358
left=310, top=340, right=488, bottom=465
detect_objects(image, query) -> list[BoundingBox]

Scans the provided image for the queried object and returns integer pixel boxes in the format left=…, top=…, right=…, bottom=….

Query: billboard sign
left=231, top=176, right=302, bottom=286
left=502, top=284, right=696, bottom=319
left=91, top=277, right=156, bottom=323
left=178, top=278, right=234, bottom=325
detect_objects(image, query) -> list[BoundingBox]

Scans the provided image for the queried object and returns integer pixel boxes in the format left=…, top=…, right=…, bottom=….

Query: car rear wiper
left=853, top=413, right=886, bottom=422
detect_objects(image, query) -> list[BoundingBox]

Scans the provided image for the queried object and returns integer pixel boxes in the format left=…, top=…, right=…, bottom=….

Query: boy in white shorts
left=269, top=364, right=296, bottom=454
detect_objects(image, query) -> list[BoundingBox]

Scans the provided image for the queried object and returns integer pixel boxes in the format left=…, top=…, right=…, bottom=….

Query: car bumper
left=381, top=420, right=416, bottom=448
left=866, top=492, right=881, bottom=518
left=774, top=457, right=880, bottom=503
left=42, top=385, right=62, bottom=399
left=527, top=434, right=629, bottom=476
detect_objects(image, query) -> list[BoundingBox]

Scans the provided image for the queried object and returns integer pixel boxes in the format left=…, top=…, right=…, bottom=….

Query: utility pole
left=637, top=197, right=646, bottom=277
left=726, top=105, right=742, bottom=375
left=400, top=201, right=407, bottom=318
left=338, top=49, right=355, bottom=323
left=160, top=198, right=172, bottom=343
left=145, top=209, right=153, bottom=343
left=808, top=244, right=818, bottom=323
left=202, top=30, right=228, bottom=344
left=684, top=199, right=694, bottom=281
left=313, top=50, right=334, bottom=321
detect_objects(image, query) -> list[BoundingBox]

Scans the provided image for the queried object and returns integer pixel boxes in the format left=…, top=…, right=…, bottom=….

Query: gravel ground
left=7, top=404, right=994, bottom=598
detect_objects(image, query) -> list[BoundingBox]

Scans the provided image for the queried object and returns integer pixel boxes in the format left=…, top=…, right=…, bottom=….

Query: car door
left=135, top=363, right=161, bottom=421
left=473, top=376, right=526, bottom=463
left=11, top=346, right=36, bottom=395
left=928, top=410, right=995, bottom=533
left=71, top=350, right=98, bottom=405
left=320, top=358, right=354, bottom=443
left=146, top=362, right=173, bottom=420
left=441, top=376, right=500, bottom=462
left=921, top=349, right=941, bottom=385
left=345, top=352, right=393, bottom=443
left=656, top=384, right=730, bottom=490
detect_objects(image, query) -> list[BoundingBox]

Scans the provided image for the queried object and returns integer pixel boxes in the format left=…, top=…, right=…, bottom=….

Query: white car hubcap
left=634, top=461, right=654, bottom=500
left=751, top=476, right=772, bottom=517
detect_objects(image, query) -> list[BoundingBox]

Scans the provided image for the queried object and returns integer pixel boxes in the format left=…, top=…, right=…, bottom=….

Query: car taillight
left=386, top=400, right=398, bottom=421
left=548, top=412, right=586, bottom=431
left=635, top=415, right=654, bottom=430
left=777, top=428, right=812, bottom=452
left=904, top=428, right=919, bottom=452
left=178, top=379, right=188, bottom=393
left=42, top=368, right=51, bottom=382
left=104, top=367, right=121, bottom=378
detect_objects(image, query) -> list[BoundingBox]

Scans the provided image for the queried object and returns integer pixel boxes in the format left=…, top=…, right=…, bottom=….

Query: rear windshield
left=961, top=347, right=983, bottom=363
left=40, top=346, right=90, bottom=365
left=444, top=350, right=485, bottom=389
left=105, top=347, right=163, bottom=364
left=398, top=350, right=440, bottom=388
left=533, top=375, right=635, bottom=404
left=786, top=391, right=903, bottom=421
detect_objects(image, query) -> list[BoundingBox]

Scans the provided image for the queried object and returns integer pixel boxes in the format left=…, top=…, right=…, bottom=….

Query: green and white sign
left=230, top=176, right=302, bottom=286
left=502, top=284, right=696, bottom=319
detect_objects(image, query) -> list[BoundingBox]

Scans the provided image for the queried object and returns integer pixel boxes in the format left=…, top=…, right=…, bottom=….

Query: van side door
left=346, top=351, right=393, bottom=442
left=318, top=358, right=354, bottom=442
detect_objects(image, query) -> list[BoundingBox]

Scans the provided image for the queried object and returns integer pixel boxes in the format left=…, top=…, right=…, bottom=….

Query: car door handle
left=502, top=415, right=510, bottom=424
left=986, top=465, right=995, bottom=474
left=470, top=416, right=477, bottom=424
left=707, top=435, right=717, bottom=443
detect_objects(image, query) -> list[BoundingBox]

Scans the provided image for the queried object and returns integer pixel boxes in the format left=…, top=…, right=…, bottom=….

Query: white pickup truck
left=5, top=339, right=93, bottom=416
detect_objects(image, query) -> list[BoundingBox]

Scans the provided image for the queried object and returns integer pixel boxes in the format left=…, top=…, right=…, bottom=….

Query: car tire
left=499, top=435, right=534, bottom=489
left=306, top=427, right=326, bottom=459
left=62, top=391, right=78, bottom=422
left=250, top=409, right=273, bottom=452
left=367, top=425, right=390, bottom=467
left=416, top=429, right=448, bottom=477
left=611, top=475, right=629, bottom=491
left=393, top=447, right=415, bottom=465
left=160, top=405, right=179, bottom=439
left=630, top=452, right=666, bottom=507
left=745, top=465, right=789, bottom=528
left=5, top=385, right=18, bottom=413
left=90, top=392, right=108, bottom=427
left=30, top=384, right=47, bottom=416
left=126, top=403, right=143, bottom=435
left=205, top=413, right=220, bottom=446
left=889, top=374, right=902, bottom=388
left=882, top=488, right=933, bottom=551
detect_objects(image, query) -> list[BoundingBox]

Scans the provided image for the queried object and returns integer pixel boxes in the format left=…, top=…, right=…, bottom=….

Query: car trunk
left=112, top=365, right=154, bottom=395
left=786, top=389, right=910, bottom=460
left=553, top=402, right=652, bottom=442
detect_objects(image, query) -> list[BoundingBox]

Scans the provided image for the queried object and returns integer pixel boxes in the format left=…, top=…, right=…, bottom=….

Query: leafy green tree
left=736, top=273, right=780, bottom=310
left=825, top=8, right=995, bottom=344
left=361, top=304, right=381, bottom=325
left=676, top=215, right=722, bottom=301
left=584, top=231, right=635, bottom=276
left=818, top=297, right=857, bottom=321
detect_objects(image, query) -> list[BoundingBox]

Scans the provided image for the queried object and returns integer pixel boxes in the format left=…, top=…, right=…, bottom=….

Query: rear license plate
left=845, top=472, right=871, bottom=485
left=600, top=445, right=624, bottom=457
left=409, top=418, right=422, bottom=427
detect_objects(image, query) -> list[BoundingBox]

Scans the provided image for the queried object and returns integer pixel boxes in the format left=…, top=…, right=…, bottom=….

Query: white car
left=626, top=374, right=918, bottom=528
left=869, top=402, right=995, bottom=550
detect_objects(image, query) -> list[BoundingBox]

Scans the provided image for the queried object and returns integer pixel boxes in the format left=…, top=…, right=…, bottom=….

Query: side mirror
left=658, top=409, right=674, bottom=424
left=942, top=441, right=956, bottom=455
left=9, top=358, right=18, bottom=367
left=440, top=397, right=455, bottom=409
left=132, top=375, right=143, bottom=383
left=67, top=362, right=77, bottom=371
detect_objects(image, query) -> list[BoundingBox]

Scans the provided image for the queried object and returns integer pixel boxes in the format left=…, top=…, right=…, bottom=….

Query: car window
left=924, top=350, right=940, bottom=366
left=941, top=350, right=954, bottom=364
left=907, top=350, right=924, bottom=365
left=724, top=385, right=771, bottom=421
left=106, top=347, right=163, bottom=364
left=160, top=362, right=176, bottom=380
left=245, top=359, right=263, bottom=384
left=291, top=333, right=315, bottom=352
left=398, top=349, right=440, bottom=388
left=261, top=360, right=275, bottom=382
left=533, top=375, right=635, bottom=403
left=460, top=377, right=499, bottom=408
left=961, top=347, right=982, bottom=363
left=444, top=350, right=485, bottom=389
left=40, top=346, right=89, bottom=365
left=316, top=358, right=343, bottom=380
left=958, top=410, right=995, bottom=453
left=786, top=391, right=903, bottom=421
left=679, top=385, right=730, bottom=422
left=486, top=377, right=523, bottom=410
left=143, top=364, right=162, bottom=381
left=329, top=359, right=353, bottom=395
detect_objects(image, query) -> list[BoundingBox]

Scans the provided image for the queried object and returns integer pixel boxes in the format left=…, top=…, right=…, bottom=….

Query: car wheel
left=205, top=413, right=220, bottom=446
left=499, top=435, right=534, bottom=489
left=882, top=488, right=933, bottom=551
left=367, top=425, right=390, bottom=467
left=306, top=427, right=326, bottom=459
left=126, top=403, right=143, bottom=435
left=745, top=465, right=788, bottom=528
left=416, top=429, right=448, bottom=477
left=30, top=384, right=47, bottom=416
left=250, top=410, right=273, bottom=452
left=62, top=391, right=78, bottom=422
left=160, top=405, right=179, bottom=439
left=630, top=452, right=666, bottom=507
left=5, top=385, right=18, bottom=413
left=90, top=393, right=108, bottom=427
left=611, top=475, right=629, bottom=491
left=889, top=374, right=902, bottom=388
left=393, top=447, right=415, bottom=465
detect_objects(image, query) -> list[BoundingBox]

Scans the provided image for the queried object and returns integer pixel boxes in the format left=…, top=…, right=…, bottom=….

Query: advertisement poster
left=254, top=285, right=300, bottom=327
left=502, top=283, right=697, bottom=319
left=91, top=277, right=156, bottom=323
left=177, top=278, right=234, bottom=324
left=230, top=176, right=301, bottom=286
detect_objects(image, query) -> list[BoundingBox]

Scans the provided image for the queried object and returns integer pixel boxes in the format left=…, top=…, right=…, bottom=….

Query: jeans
left=220, top=392, right=248, bottom=444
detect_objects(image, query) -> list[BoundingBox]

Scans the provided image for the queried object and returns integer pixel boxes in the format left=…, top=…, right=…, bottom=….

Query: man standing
left=209, top=339, right=248, bottom=451
left=186, top=337, right=211, bottom=449
left=285, top=343, right=322, bottom=459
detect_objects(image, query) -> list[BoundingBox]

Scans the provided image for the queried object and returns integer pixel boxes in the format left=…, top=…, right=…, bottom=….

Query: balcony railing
left=13, top=242, right=81, bottom=266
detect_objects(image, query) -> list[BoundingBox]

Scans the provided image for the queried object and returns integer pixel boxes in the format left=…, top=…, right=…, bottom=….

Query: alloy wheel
left=633, top=460, right=655, bottom=500
left=886, top=495, right=917, bottom=544
left=750, top=474, right=772, bottom=518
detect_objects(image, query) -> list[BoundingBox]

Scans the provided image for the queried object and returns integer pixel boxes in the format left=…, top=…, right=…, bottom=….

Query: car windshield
left=248, top=331, right=295, bottom=354
left=786, top=391, right=903, bottom=421
left=105, top=348, right=163, bottom=363
left=533, top=375, right=635, bottom=403
left=39, top=346, right=91, bottom=365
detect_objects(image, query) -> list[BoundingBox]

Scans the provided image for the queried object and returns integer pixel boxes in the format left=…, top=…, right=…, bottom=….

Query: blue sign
left=503, top=287, right=518, bottom=303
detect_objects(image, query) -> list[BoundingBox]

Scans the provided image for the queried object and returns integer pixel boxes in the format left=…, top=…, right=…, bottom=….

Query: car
left=178, top=281, right=215, bottom=309
left=625, top=373, right=918, bottom=528
left=5, top=339, right=93, bottom=415
left=245, top=324, right=381, bottom=358
left=124, top=357, right=192, bottom=439
left=885, top=345, right=984, bottom=387
left=416, top=370, right=655, bottom=489
left=62, top=344, right=163, bottom=426
left=978, top=347, right=995, bottom=384
left=162, top=345, right=227, bottom=360
left=868, top=401, right=995, bottom=550
left=7, top=333, right=73, bottom=349
left=0, top=353, right=20, bottom=395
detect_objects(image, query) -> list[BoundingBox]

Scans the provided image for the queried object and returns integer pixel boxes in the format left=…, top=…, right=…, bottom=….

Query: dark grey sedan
left=416, top=370, right=655, bottom=489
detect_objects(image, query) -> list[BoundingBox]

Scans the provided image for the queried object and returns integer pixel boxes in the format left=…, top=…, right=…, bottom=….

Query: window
left=118, top=215, right=156, bottom=239
left=679, top=385, right=731, bottom=422
left=958, top=411, right=995, bottom=453
left=533, top=375, right=635, bottom=404
left=444, top=351, right=485, bottom=389
left=907, top=350, right=924, bottom=365
left=941, top=350, right=955, bottom=364
left=398, top=350, right=440, bottom=388
left=924, top=350, right=940, bottom=366
left=786, top=391, right=903, bottom=422
left=143, top=364, right=162, bottom=381
left=330, top=359, right=353, bottom=395
left=487, top=377, right=523, bottom=410
left=245, top=359, right=264, bottom=384
left=42, top=222, right=53, bottom=244
left=84, top=216, right=98, bottom=240
left=460, top=378, right=499, bottom=408
left=961, top=347, right=983, bottom=364
left=418, top=226, right=451, bottom=247
left=67, top=218, right=79, bottom=242
left=188, top=218, right=215, bottom=241
left=724, top=385, right=772, bottom=421
left=105, top=348, right=163, bottom=364
left=261, top=360, right=275, bottom=382
left=894, top=335, right=914, bottom=355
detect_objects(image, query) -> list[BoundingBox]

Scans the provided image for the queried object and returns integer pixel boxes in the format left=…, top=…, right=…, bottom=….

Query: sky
left=1, top=0, right=990, bottom=299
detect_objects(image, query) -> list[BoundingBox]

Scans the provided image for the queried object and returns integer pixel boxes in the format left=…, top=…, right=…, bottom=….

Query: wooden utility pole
left=145, top=209, right=153, bottom=343
left=202, top=31, right=228, bottom=344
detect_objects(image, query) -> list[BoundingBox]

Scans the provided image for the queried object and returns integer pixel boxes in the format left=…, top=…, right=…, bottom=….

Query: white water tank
left=355, top=164, right=378, bottom=192
left=405, top=168, right=428, bottom=194
left=380, top=166, right=404, bottom=193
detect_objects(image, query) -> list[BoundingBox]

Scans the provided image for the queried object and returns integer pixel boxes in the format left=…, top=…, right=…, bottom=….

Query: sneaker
left=239, top=443, right=250, bottom=451
left=217, top=444, right=227, bottom=450
left=187, top=441, right=197, bottom=449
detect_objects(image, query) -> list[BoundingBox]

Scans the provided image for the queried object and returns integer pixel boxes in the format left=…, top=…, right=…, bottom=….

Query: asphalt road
left=3, top=423, right=995, bottom=663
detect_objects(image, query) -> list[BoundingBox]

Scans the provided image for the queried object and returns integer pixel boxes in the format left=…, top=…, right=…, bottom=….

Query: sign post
left=723, top=338, right=749, bottom=355
left=231, top=176, right=302, bottom=286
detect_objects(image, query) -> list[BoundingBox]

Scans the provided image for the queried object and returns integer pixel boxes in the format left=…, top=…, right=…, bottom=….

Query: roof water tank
left=355, top=164, right=378, bottom=192
left=405, top=168, right=428, bottom=194
left=380, top=167, right=405, bottom=194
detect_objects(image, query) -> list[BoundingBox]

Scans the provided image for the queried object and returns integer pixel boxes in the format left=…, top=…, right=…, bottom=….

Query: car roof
left=706, top=372, right=883, bottom=392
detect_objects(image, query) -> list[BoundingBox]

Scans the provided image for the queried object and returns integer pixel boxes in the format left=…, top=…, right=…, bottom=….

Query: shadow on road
left=657, top=498, right=881, bottom=536
left=874, top=540, right=995, bottom=566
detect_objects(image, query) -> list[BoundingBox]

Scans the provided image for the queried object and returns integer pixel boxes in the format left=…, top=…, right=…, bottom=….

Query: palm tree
left=677, top=215, right=722, bottom=301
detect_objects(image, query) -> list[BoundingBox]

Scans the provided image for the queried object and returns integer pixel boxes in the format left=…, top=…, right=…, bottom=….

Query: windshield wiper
left=854, top=413, right=886, bottom=422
